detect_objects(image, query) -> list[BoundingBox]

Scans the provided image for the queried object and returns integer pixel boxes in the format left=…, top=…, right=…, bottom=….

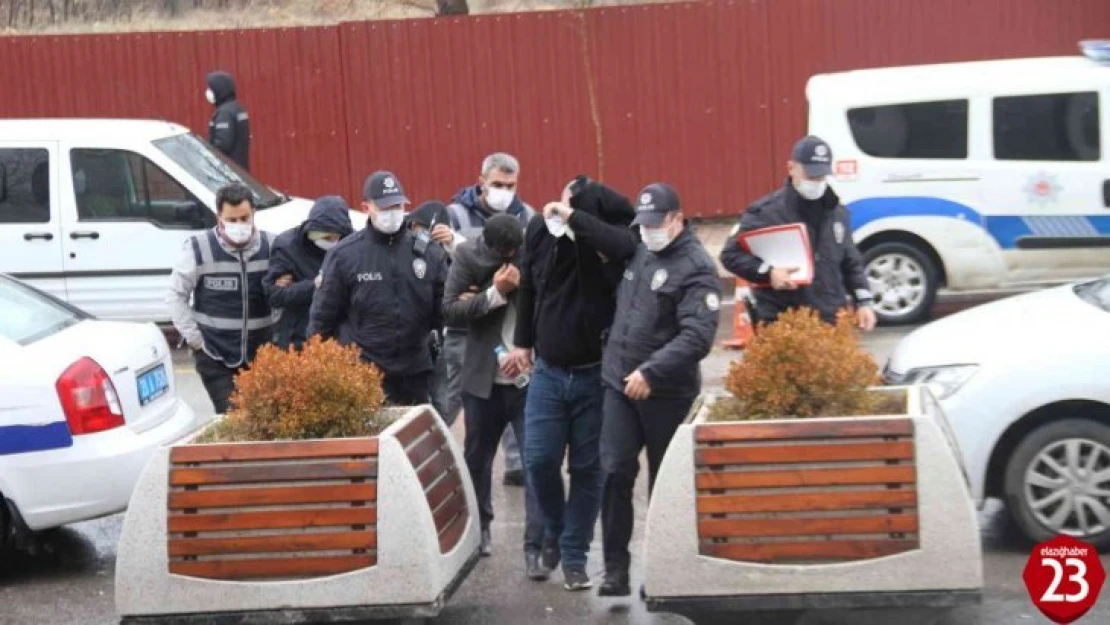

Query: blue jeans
left=523, top=358, right=604, bottom=569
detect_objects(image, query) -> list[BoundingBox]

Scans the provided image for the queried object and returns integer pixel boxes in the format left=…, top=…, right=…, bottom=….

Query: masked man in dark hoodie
left=507, top=177, right=636, bottom=591
left=263, top=196, right=354, bottom=350
left=205, top=71, right=251, bottom=171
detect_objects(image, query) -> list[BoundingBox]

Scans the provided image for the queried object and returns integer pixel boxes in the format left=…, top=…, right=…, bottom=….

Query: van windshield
left=153, top=133, right=287, bottom=209
left=1075, top=276, right=1110, bottom=313
left=0, top=277, right=87, bottom=345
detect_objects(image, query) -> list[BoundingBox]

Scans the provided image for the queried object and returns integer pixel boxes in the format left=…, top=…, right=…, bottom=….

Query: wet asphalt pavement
left=3, top=291, right=1109, bottom=625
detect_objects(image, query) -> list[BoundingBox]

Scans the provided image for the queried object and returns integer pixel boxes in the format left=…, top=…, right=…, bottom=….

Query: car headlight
left=902, top=364, right=979, bottom=400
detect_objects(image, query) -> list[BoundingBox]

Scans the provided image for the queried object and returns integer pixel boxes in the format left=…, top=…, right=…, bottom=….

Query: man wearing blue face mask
left=263, top=195, right=354, bottom=350
left=308, top=171, right=449, bottom=406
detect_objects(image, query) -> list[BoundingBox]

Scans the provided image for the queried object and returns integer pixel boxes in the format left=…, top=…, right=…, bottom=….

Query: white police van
left=807, top=41, right=1110, bottom=324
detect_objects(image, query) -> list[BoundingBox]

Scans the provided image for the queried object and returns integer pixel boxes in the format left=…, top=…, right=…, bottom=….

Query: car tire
left=1003, top=419, right=1110, bottom=550
left=861, top=241, right=938, bottom=326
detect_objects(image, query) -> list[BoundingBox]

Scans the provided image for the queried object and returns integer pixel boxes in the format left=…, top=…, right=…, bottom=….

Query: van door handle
left=70, top=231, right=100, bottom=240
left=1104, top=180, right=1110, bottom=208
left=23, top=232, right=54, bottom=241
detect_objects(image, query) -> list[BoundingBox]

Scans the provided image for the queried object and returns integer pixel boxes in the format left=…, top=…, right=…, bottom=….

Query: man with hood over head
left=206, top=71, right=251, bottom=170
left=263, top=195, right=354, bottom=350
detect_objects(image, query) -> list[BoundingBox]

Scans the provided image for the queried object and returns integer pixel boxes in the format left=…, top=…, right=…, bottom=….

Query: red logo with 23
left=1023, top=535, right=1105, bottom=623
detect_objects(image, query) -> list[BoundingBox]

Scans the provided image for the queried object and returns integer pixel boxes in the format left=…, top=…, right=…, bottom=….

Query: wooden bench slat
left=394, top=410, right=437, bottom=448
left=406, top=428, right=447, bottom=469
left=168, top=507, right=377, bottom=533
left=416, top=448, right=456, bottom=490
left=438, top=512, right=467, bottom=553
left=701, top=539, right=918, bottom=562
left=170, top=439, right=378, bottom=464
left=697, top=489, right=917, bottom=515
left=698, top=513, right=919, bottom=539
left=696, top=466, right=916, bottom=490
left=169, top=484, right=376, bottom=510
left=696, top=441, right=914, bottom=467
left=169, top=555, right=375, bottom=580
left=695, top=419, right=913, bottom=443
left=426, top=469, right=463, bottom=511
left=170, top=461, right=377, bottom=486
left=432, top=489, right=467, bottom=529
left=169, top=530, right=376, bottom=557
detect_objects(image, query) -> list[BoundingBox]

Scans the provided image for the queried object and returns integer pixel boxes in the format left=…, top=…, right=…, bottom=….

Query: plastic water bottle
left=494, top=345, right=530, bottom=388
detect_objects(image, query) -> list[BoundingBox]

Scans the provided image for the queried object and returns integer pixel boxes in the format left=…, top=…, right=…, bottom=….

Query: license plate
left=136, top=363, right=169, bottom=407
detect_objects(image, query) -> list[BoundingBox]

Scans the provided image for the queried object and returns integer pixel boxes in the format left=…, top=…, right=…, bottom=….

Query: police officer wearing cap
left=307, top=171, right=449, bottom=405
left=548, top=182, right=721, bottom=597
left=720, top=135, right=877, bottom=331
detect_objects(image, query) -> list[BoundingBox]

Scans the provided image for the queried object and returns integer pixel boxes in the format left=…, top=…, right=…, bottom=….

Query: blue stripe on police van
left=0, top=422, right=74, bottom=456
left=847, top=196, right=1110, bottom=250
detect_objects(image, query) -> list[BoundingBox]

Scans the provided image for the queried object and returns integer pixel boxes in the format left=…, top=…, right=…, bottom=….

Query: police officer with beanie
left=552, top=182, right=720, bottom=596
left=308, top=171, right=449, bottom=406
left=720, top=135, right=877, bottom=331
left=167, top=182, right=274, bottom=414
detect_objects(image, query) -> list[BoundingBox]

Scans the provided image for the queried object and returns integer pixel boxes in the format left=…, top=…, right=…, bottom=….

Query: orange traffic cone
left=721, top=278, right=754, bottom=350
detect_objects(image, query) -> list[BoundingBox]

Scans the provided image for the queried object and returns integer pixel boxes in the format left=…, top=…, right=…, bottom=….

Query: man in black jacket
left=552, top=183, right=720, bottom=597
left=307, top=171, right=448, bottom=405
left=206, top=71, right=251, bottom=171
left=720, top=135, right=877, bottom=331
left=263, top=195, right=354, bottom=350
left=443, top=215, right=545, bottom=576
left=507, top=177, right=635, bottom=591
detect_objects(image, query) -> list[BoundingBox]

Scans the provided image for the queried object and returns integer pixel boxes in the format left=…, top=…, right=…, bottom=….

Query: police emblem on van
left=203, top=276, right=238, bottom=291
left=833, top=221, right=845, bottom=244
left=1024, top=172, right=1063, bottom=206
left=413, top=258, right=427, bottom=279
left=651, top=268, right=668, bottom=291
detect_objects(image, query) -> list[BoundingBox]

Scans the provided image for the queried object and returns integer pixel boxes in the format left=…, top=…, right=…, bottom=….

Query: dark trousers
left=462, top=385, right=544, bottom=554
left=600, top=387, right=694, bottom=573
left=523, top=359, right=604, bottom=569
left=382, top=371, right=431, bottom=406
left=193, top=349, right=246, bottom=415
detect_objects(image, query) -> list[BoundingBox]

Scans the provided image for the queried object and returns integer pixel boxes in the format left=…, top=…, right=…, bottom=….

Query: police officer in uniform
left=307, top=171, right=449, bottom=406
left=720, top=135, right=877, bottom=331
left=167, top=183, right=274, bottom=414
left=546, top=182, right=721, bottom=597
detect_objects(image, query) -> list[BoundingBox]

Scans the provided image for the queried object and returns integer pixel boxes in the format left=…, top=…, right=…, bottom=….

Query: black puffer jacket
left=307, top=224, right=448, bottom=377
left=207, top=72, right=251, bottom=170
left=263, top=196, right=353, bottom=349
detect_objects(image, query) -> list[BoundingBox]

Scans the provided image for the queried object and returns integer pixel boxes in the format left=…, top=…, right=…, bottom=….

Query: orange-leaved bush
left=217, top=336, right=387, bottom=441
left=722, top=307, right=882, bottom=420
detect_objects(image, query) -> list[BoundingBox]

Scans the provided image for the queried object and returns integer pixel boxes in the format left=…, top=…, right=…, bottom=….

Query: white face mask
left=222, top=221, right=253, bottom=245
left=485, top=187, right=515, bottom=212
left=794, top=179, right=828, bottom=201
left=372, top=209, right=405, bottom=234
left=641, top=226, right=673, bottom=252
left=545, top=215, right=567, bottom=238
left=314, top=239, right=338, bottom=251
left=205, top=88, right=216, bottom=105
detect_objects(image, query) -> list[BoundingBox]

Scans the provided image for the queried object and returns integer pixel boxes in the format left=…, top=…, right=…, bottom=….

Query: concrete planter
left=643, top=386, right=983, bottom=619
left=115, top=406, right=479, bottom=624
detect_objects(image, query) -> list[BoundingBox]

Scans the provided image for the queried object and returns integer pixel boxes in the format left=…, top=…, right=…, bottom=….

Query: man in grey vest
left=167, top=183, right=274, bottom=414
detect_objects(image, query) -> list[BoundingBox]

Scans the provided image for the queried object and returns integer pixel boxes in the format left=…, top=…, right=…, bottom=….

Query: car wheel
left=1004, top=419, right=1110, bottom=550
left=861, top=241, right=938, bottom=325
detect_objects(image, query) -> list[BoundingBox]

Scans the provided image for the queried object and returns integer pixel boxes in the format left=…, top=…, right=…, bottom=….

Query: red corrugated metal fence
left=2, top=0, right=1107, bottom=218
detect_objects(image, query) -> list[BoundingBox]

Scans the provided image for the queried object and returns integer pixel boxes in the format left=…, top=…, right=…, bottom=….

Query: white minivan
left=0, top=119, right=362, bottom=324
left=808, top=43, right=1110, bottom=324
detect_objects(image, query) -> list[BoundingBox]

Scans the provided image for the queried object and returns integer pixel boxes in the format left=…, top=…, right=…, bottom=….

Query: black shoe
left=598, top=570, right=631, bottom=597
left=502, top=469, right=525, bottom=487
left=562, top=566, right=592, bottom=591
left=480, top=529, right=492, bottom=557
left=541, top=540, right=561, bottom=570
left=525, top=552, right=550, bottom=581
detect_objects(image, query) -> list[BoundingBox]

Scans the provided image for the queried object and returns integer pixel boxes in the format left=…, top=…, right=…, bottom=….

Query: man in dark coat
left=263, top=195, right=354, bottom=350
left=206, top=71, right=251, bottom=170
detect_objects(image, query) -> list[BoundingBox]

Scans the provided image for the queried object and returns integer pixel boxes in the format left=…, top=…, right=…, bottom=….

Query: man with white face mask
left=166, top=183, right=274, bottom=414
left=308, top=171, right=449, bottom=406
left=720, top=135, right=877, bottom=331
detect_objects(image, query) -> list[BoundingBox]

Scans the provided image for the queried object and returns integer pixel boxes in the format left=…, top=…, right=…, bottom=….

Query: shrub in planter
left=643, top=306, right=982, bottom=618
left=116, top=337, right=480, bottom=624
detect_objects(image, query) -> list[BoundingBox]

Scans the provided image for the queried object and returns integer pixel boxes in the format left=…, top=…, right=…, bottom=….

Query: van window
left=0, top=148, right=50, bottom=224
left=847, top=100, right=969, bottom=159
left=153, top=133, right=285, bottom=209
left=993, top=92, right=1100, bottom=162
left=70, top=149, right=215, bottom=229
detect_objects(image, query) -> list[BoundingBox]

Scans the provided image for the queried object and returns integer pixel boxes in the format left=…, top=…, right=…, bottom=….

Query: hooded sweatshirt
left=263, top=196, right=354, bottom=348
left=207, top=71, right=251, bottom=170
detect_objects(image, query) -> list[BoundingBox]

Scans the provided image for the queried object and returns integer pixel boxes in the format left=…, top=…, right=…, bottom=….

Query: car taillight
left=56, top=357, right=125, bottom=435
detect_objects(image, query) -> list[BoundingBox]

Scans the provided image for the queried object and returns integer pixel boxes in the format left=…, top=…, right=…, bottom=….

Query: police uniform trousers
left=599, top=387, right=694, bottom=574
left=193, top=349, right=249, bottom=415
left=381, top=371, right=432, bottom=407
